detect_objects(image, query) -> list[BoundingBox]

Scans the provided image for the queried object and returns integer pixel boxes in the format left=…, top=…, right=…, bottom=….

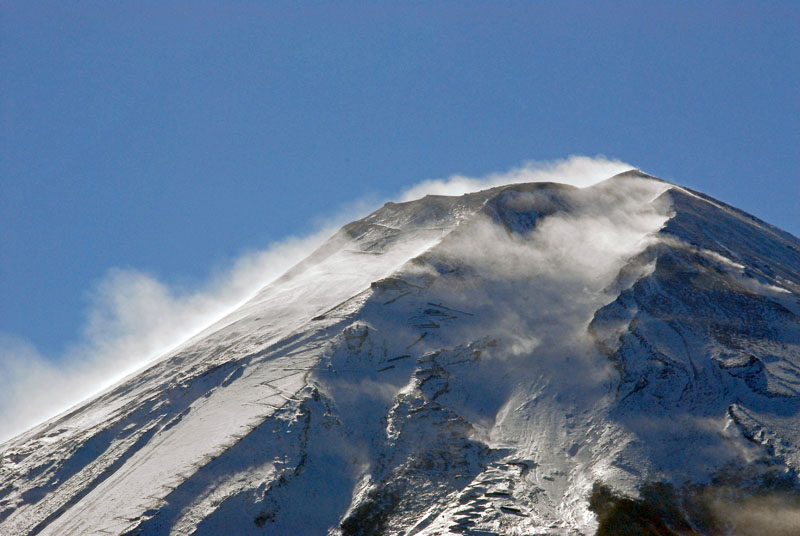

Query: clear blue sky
left=2, top=1, right=799, bottom=357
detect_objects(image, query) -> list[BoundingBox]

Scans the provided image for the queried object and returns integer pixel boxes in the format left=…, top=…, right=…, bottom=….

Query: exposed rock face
left=2, top=171, right=799, bottom=535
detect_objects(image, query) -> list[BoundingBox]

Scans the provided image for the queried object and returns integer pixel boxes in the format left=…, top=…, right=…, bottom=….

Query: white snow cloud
left=399, top=155, right=633, bottom=200
left=396, top=173, right=671, bottom=424
left=0, top=155, right=635, bottom=443
left=0, top=228, right=339, bottom=442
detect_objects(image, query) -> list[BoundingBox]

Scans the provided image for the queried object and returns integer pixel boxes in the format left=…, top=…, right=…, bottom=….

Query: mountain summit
left=2, top=171, right=799, bottom=535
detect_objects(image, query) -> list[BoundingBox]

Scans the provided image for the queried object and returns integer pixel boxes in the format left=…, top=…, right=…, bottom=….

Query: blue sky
left=2, top=2, right=798, bottom=368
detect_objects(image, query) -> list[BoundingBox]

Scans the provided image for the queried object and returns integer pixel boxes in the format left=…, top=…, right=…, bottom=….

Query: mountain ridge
left=2, top=172, right=799, bottom=535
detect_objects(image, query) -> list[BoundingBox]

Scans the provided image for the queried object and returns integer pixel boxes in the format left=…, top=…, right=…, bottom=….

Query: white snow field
left=2, top=171, right=799, bottom=535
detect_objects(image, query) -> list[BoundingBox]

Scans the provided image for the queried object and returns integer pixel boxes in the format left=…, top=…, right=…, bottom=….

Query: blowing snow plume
left=0, top=155, right=629, bottom=444
left=400, top=155, right=631, bottom=200
left=0, top=229, right=337, bottom=442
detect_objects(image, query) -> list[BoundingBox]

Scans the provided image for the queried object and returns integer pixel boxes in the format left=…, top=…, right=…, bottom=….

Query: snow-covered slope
left=2, top=171, right=799, bottom=535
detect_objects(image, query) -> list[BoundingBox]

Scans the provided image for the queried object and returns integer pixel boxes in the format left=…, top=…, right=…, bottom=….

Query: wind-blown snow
left=0, top=155, right=631, bottom=444
left=399, top=155, right=631, bottom=200
left=0, top=228, right=337, bottom=442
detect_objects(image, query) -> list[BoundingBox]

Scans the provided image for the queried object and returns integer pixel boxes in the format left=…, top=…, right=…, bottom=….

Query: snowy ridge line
left=3, top=173, right=800, bottom=535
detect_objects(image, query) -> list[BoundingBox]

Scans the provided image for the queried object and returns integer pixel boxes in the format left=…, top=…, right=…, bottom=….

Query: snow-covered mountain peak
left=604, top=168, right=661, bottom=180
left=2, top=172, right=798, bottom=536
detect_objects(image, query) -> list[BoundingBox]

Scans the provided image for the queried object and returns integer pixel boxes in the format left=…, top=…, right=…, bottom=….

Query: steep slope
left=1, top=172, right=798, bottom=535
left=0, top=185, right=491, bottom=535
